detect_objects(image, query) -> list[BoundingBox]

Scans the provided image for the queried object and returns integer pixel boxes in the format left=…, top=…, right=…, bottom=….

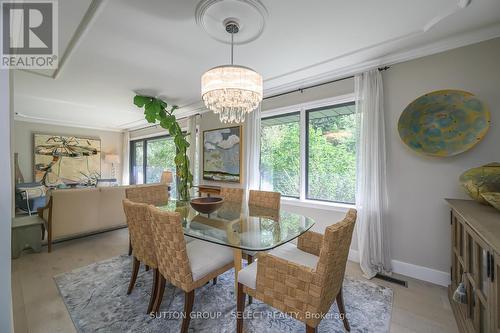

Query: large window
left=306, top=102, right=356, bottom=203
left=260, top=112, right=300, bottom=198
left=130, top=135, right=177, bottom=195
left=260, top=98, right=356, bottom=205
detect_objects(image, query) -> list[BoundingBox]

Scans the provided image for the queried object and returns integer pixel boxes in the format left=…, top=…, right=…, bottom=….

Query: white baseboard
left=348, top=249, right=450, bottom=287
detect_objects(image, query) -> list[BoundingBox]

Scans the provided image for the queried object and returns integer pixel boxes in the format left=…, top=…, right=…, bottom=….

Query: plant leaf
left=174, top=153, right=184, bottom=165
left=133, top=95, right=152, bottom=107
left=144, top=99, right=161, bottom=123
left=145, top=111, right=156, bottom=123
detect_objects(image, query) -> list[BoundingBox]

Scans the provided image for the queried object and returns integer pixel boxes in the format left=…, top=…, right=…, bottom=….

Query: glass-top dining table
left=157, top=200, right=315, bottom=290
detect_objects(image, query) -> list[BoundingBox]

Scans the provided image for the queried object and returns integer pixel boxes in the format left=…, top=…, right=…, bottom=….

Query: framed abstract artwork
left=33, top=134, right=101, bottom=186
left=203, top=126, right=242, bottom=183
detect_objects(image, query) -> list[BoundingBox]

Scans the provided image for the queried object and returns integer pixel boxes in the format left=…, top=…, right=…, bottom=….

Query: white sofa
left=40, top=186, right=130, bottom=251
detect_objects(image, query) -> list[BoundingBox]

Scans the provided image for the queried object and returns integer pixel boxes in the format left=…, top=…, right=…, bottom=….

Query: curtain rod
left=263, top=66, right=391, bottom=101
left=129, top=113, right=200, bottom=133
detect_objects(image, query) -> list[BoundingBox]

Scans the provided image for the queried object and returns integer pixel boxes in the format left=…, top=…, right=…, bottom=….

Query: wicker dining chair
left=122, top=199, right=159, bottom=313
left=245, top=190, right=281, bottom=263
left=248, top=189, right=281, bottom=210
left=125, top=184, right=169, bottom=205
left=219, top=187, right=244, bottom=203
left=237, top=209, right=357, bottom=333
left=148, top=206, right=234, bottom=333
left=125, top=184, right=169, bottom=256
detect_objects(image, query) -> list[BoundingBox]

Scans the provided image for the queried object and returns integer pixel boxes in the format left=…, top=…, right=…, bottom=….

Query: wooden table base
left=233, top=249, right=243, bottom=292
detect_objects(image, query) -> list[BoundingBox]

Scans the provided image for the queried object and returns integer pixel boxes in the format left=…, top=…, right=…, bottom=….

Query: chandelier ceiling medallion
left=197, top=0, right=267, bottom=124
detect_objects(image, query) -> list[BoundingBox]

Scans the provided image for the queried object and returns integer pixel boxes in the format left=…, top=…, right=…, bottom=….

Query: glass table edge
left=183, top=220, right=316, bottom=252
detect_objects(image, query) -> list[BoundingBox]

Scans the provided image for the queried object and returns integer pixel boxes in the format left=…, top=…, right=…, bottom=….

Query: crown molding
left=14, top=112, right=124, bottom=133
left=263, top=22, right=500, bottom=98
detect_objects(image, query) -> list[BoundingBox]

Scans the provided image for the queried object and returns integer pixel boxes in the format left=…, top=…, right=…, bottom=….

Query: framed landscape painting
left=203, top=126, right=242, bottom=183
left=33, top=134, right=101, bottom=186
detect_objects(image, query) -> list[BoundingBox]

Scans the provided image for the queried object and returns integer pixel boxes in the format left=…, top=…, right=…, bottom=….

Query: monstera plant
left=133, top=95, right=193, bottom=201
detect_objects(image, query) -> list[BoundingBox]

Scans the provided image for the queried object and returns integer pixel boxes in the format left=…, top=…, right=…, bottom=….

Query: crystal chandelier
left=201, top=21, right=263, bottom=124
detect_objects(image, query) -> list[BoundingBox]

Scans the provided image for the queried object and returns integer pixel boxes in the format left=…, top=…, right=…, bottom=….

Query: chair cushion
left=238, top=261, right=258, bottom=289
left=270, top=242, right=319, bottom=269
left=238, top=242, right=319, bottom=290
left=186, top=240, right=234, bottom=282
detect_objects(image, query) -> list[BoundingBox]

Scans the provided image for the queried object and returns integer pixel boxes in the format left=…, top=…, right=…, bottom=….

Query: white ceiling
left=13, top=0, right=500, bottom=131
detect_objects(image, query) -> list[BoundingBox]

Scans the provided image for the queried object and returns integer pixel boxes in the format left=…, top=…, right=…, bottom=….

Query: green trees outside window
left=260, top=102, right=356, bottom=204
left=260, top=113, right=300, bottom=197
left=307, top=103, right=356, bottom=203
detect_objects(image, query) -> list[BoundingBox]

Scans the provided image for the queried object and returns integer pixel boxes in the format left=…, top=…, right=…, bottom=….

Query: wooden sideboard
left=447, top=199, right=500, bottom=333
left=197, top=185, right=221, bottom=197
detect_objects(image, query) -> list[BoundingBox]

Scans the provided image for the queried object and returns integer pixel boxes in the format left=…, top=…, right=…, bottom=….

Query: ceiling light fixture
left=201, top=20, right=263, bottom=124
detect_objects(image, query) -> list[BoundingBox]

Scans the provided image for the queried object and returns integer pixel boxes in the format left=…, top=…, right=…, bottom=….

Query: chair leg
left=152, top=275, right=167, bottom=313
left=47, top=226, right=52, bottom=253
left=147, top=269, right=159, bottom=314
left=236, top=283, right=246, bottom=333
left=212, top=277, right=217, bottom=285
left=181, top=290, right=195, bottom=333
left=145, top=265, right=150, bottom=271
left=128, top=238, right=132, bottom=256
left=41, top=224, right=45, bottom=240
left=127, top=257, right=140, bottom=295
left=336, top=287, right=350, bottom=332
left=306, top=324, right=317, bottom=333
left=247, top=256, right=254, bottom=304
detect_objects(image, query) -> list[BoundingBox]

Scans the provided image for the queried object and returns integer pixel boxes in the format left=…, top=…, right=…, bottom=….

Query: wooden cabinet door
left=451, top=210, right=466, bottom=287
left=464, top=225, right=492, bottom=333
left=451, top=210, right=468, bottom=321
left=492, top=253, right=500, bottom=333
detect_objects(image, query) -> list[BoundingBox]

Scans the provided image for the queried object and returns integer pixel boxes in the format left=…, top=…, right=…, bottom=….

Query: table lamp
left=160, top=170, right=173, bottom=184
left=104, top=154, right=120, bottom=179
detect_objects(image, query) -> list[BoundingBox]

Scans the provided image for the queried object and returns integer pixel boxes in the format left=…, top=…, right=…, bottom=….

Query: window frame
left=259, top=111, right=301, bottom=199
left=305, top=101, right=357, bottom=204
left=259, top=93, right=356, bottom=209
left=129, top=134, right=173, bottom=185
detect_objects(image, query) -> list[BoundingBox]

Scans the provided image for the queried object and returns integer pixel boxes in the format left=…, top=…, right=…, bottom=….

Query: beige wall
left=13, top=121, right=124, bottom=183
left=383, top=38, right=500, bottom=273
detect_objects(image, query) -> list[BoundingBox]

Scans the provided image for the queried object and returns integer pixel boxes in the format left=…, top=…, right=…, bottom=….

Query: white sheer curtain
left=244, top=105, right=261, bottom=242
left=121, top=130, right=130, bottom=185
left=187, top=115, right=199, bottom=186
left=244, top=105, right=261, bottom=194
left=355, top=69, right=391, bottom=279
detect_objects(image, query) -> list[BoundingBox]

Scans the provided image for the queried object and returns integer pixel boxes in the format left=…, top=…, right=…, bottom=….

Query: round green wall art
left=398, top=90, right=490, bottom=157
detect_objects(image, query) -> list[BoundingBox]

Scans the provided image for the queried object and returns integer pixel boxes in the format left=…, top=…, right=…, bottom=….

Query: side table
left=12, top=215, right=44, bottom=259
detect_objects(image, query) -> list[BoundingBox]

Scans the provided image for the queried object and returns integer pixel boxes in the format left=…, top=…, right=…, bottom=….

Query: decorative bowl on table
left=460, top=163, right=500, bottom=204
left=189, top=197, right=224, bottom=214
left=481, top=192, right=500, bottom=211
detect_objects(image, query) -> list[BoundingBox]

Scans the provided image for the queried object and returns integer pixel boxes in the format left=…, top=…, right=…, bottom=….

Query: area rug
left=54, top=255, right=393, bottom=332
